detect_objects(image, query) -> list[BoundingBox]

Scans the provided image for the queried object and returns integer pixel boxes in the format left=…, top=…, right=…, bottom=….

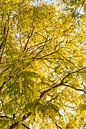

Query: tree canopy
left=0, top=0, right=86, bottom=129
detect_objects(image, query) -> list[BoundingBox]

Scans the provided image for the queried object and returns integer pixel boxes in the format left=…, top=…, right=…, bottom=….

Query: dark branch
left=9, top=122, right=18, bottom=129
left=61, top=66, right=86, bottom=83
left=40, top=82, right=62, bottom=99
left=62, top=84, right=86, bottom=94
left=22, top=123, right=30, bottom=129
left=0, top=115, right=10, bottom=119
left=49, top=115, right=62, bottom=129
left=0, top=114, right=15, bottom=120
left=40, top=66, right=86, bottom=98
left=22, top=112, right=32, bottom=121
left=23, top=26, right=35, bottom=52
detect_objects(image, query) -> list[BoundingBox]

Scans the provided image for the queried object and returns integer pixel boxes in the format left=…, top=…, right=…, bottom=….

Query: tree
left=0, top=0, right=86, bottom=129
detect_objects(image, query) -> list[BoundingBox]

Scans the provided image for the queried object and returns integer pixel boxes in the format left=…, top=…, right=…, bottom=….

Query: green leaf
left=6, top=82, right=20, bottom=96
left=46, top=103, right=59, bottom=113
left=23, top=78, right=34, bottom=87
left=22, top=71, right=39, bottom=78
left=24, top=100, right=40, bottom=111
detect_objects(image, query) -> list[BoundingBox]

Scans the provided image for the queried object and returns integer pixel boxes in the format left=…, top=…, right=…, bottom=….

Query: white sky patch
left=67, top=108, right=76, bottom=115
left=10, top=15, right=14, bottom=18
left=16, top=33, right=21, bottom=39
left=59, top=108, right=65, bottom=115
left=0, top=100, right=2, bottom=104
left=79, top=91, right=84, bottom=95
left=32, top=2, right=38, bottom=6
left=31, top=0, right=60, bottom=5
left=55, top=116, right=59, bottom=121
left=48, top=118, right=52, bottom=123
left=46, top=95, right=51, bottom=101
left=51, top=73, right=57, bottom=81
left=59, top=109, right=67, bottom=123
left=75, top=28, right=81, bottom=33
left=29, top=124, right=33, bottom=129
left=18, top=43, right=24, bottom=47
left=76, top=7, right=85, bottom=15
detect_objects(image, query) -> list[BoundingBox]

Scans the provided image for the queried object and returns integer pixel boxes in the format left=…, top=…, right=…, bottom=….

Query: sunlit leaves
left=0, top=0, right=86, bottom=129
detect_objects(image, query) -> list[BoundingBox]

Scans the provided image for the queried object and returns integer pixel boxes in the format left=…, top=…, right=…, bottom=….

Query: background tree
left=0, top=0, right=86, bottom=129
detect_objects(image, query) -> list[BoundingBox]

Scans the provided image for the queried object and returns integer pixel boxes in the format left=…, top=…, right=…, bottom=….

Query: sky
left=32, top=0, right=59, bottom=6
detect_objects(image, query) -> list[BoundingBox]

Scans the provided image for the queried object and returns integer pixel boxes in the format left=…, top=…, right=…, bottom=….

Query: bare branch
left=23, top=26, right=35, bottom=52
left=9, top=122, right=18, bottom=129
left=61, top=66, right=86, bottom=83
left=22, top=123, right=30, bottom=129
left=40, top=66, right=86, bottom=98
left=22, top=112, right=32, bottom=121
left=62, top=83, right=86, bottom=94
left=49, top=115, right=62, bottom=129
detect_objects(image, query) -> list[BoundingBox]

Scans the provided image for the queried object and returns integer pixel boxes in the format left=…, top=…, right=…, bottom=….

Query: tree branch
left=23, top=26, right=35, bottom=52
left=40, top=66, right=86, bottom=98
left=22, top=112, right=32, bottom=121
left=40, top=82, right=62, bottom=99
left=22, top=123, right=30, bottom=129
left=61, top=66, right=86, bottom=83
left=49, top=115, right=62, bottom=129
left=9, top=122, right=18, bottom=129
left=62, top=83, right=86, bottom=94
